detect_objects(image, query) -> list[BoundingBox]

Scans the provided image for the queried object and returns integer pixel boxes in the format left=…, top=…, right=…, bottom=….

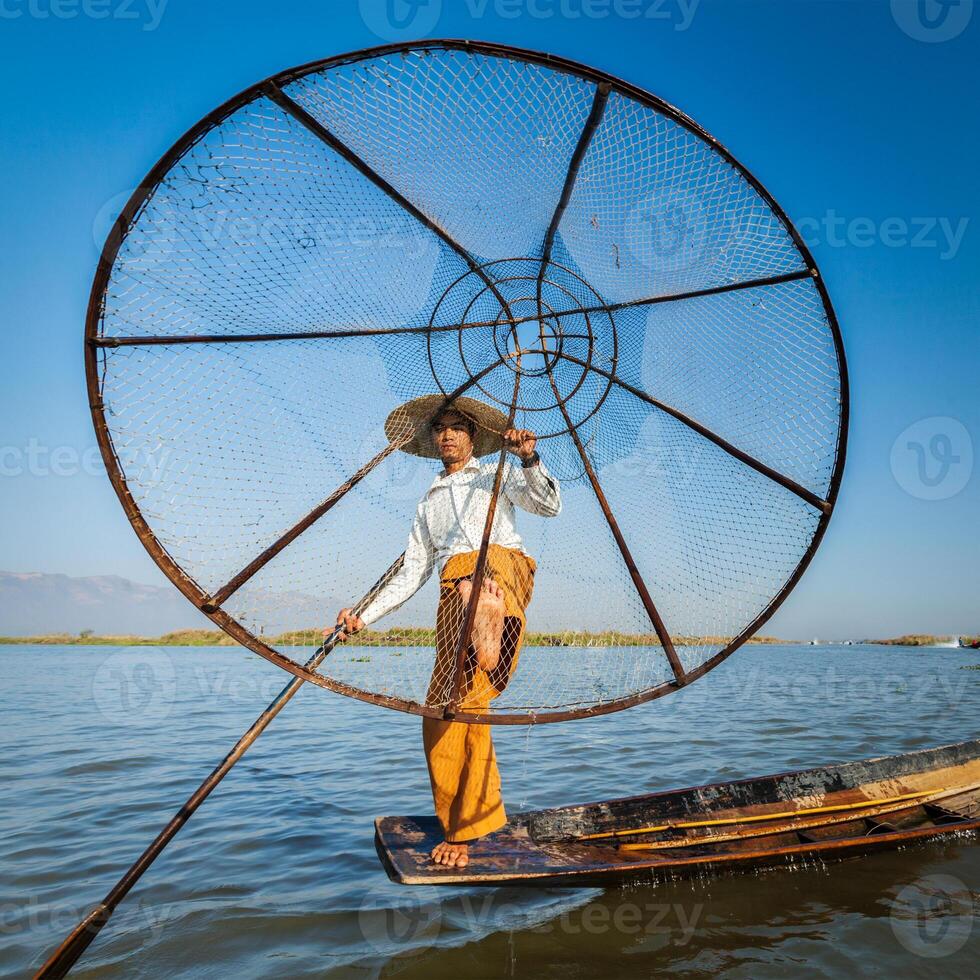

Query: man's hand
left=329, top=608, right=364, bottom=640
left=504, top=428, right=537, bottom=462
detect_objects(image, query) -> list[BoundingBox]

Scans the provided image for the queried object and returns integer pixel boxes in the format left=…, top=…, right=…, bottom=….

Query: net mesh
left=91, top=43, right=845, bottom=722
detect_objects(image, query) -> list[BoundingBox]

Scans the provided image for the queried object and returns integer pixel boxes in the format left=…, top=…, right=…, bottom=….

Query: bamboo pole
left=443, top=349, right=524, bottom=716
left=581, top=789, right=941, bottom=842
left=34, top=555, right=406, bottom=980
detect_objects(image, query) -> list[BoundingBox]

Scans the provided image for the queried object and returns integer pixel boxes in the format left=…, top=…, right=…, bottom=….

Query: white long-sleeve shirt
left=359, top=455, right=561, bottom=626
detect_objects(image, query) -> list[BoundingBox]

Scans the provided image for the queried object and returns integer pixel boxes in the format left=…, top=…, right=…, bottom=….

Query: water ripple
left=1, top=644, right=977, bottom=978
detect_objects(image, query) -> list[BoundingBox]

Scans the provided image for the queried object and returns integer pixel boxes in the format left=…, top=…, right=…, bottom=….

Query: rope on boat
left=578, top=789, right=943, bottom=843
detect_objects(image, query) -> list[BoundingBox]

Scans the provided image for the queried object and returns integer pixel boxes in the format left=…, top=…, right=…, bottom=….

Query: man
left=333, top=394, right=561, bottom=869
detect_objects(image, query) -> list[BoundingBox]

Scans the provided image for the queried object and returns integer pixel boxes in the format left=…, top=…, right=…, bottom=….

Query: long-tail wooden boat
left=376, top=740, right=980, bottom=886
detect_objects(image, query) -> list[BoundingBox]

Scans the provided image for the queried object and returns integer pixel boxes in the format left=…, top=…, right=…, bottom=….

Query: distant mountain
left=0, top=571, right=213, bottom=636
left=0, top=571, right=344, bottom=637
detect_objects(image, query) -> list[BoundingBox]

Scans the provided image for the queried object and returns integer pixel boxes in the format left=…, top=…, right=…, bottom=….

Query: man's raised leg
left=457, top=576, right=506, bottom=671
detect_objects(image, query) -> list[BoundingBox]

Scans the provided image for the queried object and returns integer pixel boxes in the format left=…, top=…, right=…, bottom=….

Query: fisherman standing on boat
left=332, top=395, right=561, bottom=869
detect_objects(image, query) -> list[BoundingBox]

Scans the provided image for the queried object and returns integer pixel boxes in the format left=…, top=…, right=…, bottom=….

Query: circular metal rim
left=85, top=38, right=849, bottom=726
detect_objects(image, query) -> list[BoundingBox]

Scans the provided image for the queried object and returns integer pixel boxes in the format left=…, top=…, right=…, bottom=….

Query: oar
left=34, top=555, right=405, bottom=980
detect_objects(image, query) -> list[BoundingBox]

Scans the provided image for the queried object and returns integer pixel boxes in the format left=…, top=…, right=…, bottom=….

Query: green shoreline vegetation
left=1, top=629, right=977, bottom=648
left=865, top=634, right=976, bottom=646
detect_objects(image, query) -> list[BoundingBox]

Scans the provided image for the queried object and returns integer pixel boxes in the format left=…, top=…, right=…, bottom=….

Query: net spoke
left=103, top=271, right=815, bottom=349
left=265, top=81, right=518, bottom=320
left=538, top=82, right=611, bottom=271
left=557, top=351, right=831, bottom=513
left=579, top=431, right=686, bottom=684
left=92, top=318, right=506, bottom=348
left=445, top=338, right=524, bottom=716
left=533, top=80, right=610, bottom=377
left=530, top=84, right=685, bottom=683
left=548, top=269, right=814, bottom=322
left=539, top=330, right=686, bottom=685
left=203, top=440, right=407, bottom=612
left=205, top=357, right=510, bottom=610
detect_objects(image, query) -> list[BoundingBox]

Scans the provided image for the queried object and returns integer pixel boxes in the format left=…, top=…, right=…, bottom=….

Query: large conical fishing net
left=87, top=41, right=847, bottom=724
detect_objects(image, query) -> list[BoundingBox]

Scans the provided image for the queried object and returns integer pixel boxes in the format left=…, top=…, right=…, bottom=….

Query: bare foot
left=430, top=840, right=469, bottom=868
left=457, top=577, right=506, bottom=670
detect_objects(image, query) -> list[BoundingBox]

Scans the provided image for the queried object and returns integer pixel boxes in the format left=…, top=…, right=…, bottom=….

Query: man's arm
left=504, top=455, right=562, bottom=517
left=345, top=508, right=436, bottom=630
left=501, top=428, right=561, bottom=517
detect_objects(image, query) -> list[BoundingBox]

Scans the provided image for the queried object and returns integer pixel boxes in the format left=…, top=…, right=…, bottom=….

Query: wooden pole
left=443, top=354, right=524, bottom=716
left=34, top=555, right=406, bottom=980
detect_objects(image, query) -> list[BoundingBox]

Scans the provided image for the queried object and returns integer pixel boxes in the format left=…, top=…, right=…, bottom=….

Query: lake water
left=1, top=643, right=977, bottom=978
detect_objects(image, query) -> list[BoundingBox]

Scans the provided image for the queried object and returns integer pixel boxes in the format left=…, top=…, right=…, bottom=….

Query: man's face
left=431, top=411, right=474, bottom=465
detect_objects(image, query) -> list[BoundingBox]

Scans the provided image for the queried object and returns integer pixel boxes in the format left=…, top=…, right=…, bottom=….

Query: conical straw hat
left=384, top=394, right=510, bottom=458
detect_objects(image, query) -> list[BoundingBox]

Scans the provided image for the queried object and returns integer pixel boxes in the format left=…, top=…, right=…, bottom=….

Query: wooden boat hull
left=375, top=740, right=980, bottom=886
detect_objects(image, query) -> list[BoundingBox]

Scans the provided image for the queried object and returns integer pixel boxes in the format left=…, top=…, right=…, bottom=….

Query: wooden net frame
left=86, top=40, right=848, bottom=725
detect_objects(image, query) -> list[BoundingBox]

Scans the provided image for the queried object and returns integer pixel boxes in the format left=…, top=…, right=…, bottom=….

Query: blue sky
left=0, top=0, right=977, bottom=638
